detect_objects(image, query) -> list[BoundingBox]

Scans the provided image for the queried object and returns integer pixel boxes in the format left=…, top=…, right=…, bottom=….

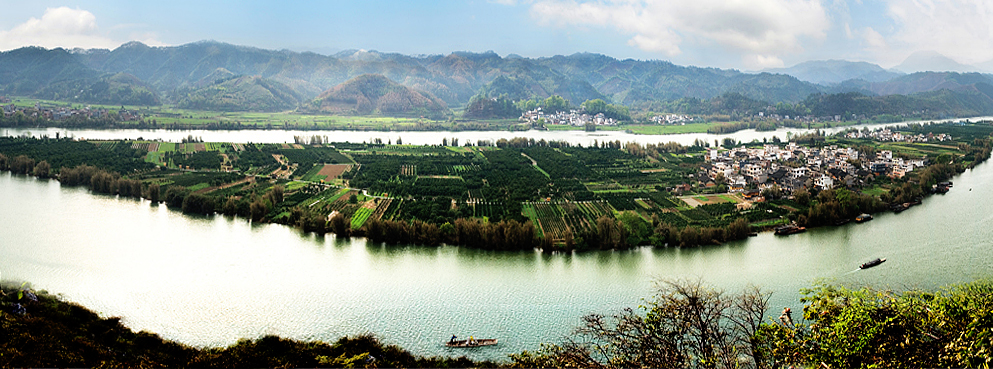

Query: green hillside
left=308, top=74, right=448, bottom=118
left=176, top=75, right=302, bottom=112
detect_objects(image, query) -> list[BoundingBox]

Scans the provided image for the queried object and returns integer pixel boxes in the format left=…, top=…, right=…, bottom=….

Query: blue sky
left=1, top=0, right=991, bottom=71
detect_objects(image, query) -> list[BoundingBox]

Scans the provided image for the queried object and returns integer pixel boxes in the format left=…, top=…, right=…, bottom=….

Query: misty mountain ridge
left=762, top=60, right=904, bottom=85
left=894, top=51, right=981, bottom=73
left=2, top=40, right=993, bottom=118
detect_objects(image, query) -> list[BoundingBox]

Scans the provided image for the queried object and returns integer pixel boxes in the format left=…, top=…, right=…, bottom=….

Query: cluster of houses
left=843, top=128, right=950, bottom=143
left=695, top=142, right=927, bottom=196
left=519, top=108, right=618, bottom=126
left=1, top=101, right=123, bottom=121
left=648, top=114, right=694, bottom=125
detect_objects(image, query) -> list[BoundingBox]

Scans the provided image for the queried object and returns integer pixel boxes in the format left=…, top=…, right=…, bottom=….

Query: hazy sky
left=1, top=0, right=991, bottom=70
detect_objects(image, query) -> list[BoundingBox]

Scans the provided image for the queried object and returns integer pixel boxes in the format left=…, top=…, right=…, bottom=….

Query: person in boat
left=468, top=336, right=475, bottom=346
left=450, top=335, right=457, bottom=344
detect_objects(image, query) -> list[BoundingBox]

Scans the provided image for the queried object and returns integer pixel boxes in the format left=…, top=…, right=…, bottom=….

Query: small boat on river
left=774, top=224, right=806, bottom=235
left=855, top=214, right=873, bottom=223
left=446, top=338, right=498, bottom=348
left=860, top=258, right=886, bottom=269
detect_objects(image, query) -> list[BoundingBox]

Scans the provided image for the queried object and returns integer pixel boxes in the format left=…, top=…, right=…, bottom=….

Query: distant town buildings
left=649, top=114, right=694, bottom=125
left=844, top=127, right=950, bottom=143
left=519, top=107, right=617, bottom=126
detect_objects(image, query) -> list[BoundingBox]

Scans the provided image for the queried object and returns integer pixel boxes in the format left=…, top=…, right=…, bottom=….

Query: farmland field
left=316, top=164, right=352, bottom=180
left=351, top=205, right=375, bottom=229
left=679, top=194, right=740, bottom=208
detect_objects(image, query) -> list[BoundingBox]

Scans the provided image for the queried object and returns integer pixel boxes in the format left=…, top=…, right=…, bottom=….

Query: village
left=519, top=107, right=619, bottom=126
left=843, top=127, right=951, bottom=143
left=0, top=97, right=141, bottom=122
left=697, top=140, right=927, bottom=198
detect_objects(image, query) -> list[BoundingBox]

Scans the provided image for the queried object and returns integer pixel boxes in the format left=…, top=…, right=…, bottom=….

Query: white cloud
left=884, top=0, right=993, bottom=65
left=746, top=54, right=785, bottom=69
left=0, top=7, right=121, bottom=50
left=862, top=27, right=886, bottom=49
left=529, top=0, right=830, bottom=59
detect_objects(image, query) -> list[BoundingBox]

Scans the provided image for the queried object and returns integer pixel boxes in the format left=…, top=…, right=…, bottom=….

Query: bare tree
left=511, top=279, right=771, bottom=369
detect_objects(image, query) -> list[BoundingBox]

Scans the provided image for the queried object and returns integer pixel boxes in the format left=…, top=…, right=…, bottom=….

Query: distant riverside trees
left=463, top=94, right=521, bottom=119
left=356, top=217, right=539, bottom=250
left=580, top=99, right=630, bottom=121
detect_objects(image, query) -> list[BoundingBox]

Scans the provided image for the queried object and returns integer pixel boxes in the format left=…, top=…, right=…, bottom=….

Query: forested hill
left=2, top=40, right=993, bottom=118
left=306, top=74, right=448, bottom=118
left=175, top=75, right=303, bottom=112
left=0, top=47, right=159, bottom=105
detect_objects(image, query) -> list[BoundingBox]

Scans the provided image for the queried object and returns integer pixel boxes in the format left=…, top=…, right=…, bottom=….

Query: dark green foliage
left=580, top=98, right=630, bottom=121
left=278, top=146, right=353, bottom=166
left=181, top=193, right=218, bottom=215
left=409, top=177, right=467, bottom=197
left=163, top=172, right=244, bottom=188
left=801, top=188, right=886, bottom=227
left=463, top=93, right=521, bottom=119
left=163, top=187, right=191, bottom=208
left=480, top=149, right=549, bottom=202
left=168, top=150, right=222, bottom=170
left=177, top=75, right=302, bottom=112
left=363, top=217, right=539, bottom=250
left=697, top=202, right=737, bottom=218
left=757, top=280, right=993, bottom=368
left=522, top=146, right=594, bottom=179
left=678, top=207, right=712, bottom=221
left=0, top=137, right=153, bottom=174
left=231, top=145, right=279, bottom=172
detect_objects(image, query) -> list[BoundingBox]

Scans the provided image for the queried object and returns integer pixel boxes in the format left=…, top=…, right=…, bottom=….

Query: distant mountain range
left=1, top=40, right=993, bottom=117
left=894, top=51, right=982, bottom=74
left=762, top=60, right=903, bottom=85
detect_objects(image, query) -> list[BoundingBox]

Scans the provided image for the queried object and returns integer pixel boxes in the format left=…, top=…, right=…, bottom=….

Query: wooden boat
left=860, top=258, right=886, bottom=269
left=774, top=224, right=806, bottom=235
left=446, top=338, right=498, bottom=348
left=855, top=214, right=873, bottom=223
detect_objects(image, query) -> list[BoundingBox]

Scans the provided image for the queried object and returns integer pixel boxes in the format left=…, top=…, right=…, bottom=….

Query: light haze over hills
left=1, top=40, right=993, bottom=118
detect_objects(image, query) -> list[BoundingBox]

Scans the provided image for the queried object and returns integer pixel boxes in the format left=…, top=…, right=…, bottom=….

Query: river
left=3, top=158, right=993, bottom=361
left=3, top=116, right=991, bottom=147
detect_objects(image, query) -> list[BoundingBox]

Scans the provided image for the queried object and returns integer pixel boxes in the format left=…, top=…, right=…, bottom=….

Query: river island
left=1, top=121, right=991, bottom=251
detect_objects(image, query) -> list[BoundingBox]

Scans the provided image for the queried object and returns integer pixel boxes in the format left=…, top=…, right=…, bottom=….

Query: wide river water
left=5, top=116, right=991, bottom=147
left=2, top=124, right=993, bottom=361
